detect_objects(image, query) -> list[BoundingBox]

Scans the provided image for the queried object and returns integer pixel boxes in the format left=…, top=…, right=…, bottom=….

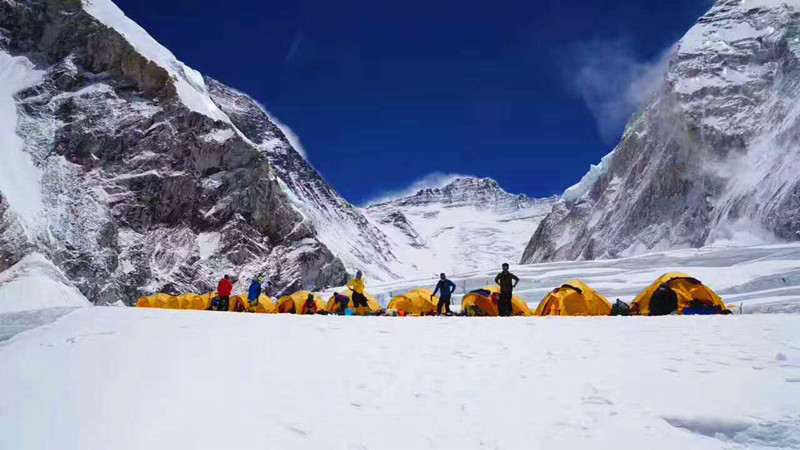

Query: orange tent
left=461, top=286, right=531, bottom=317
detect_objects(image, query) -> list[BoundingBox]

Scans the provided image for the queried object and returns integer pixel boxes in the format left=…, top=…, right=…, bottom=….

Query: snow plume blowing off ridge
left=363, top=172, right=473, bottom=206
left=564, top=38, right=673, bottom=144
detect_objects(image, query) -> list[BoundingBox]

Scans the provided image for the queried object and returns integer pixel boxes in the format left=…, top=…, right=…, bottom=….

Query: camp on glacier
left=2, top=0, right=800, bottom=448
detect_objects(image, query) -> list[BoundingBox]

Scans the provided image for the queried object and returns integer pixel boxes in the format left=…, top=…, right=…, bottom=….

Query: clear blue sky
left=114, top=0, right=710, bottom=204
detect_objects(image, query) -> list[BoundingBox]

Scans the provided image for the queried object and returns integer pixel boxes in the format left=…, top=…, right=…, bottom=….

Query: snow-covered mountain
left=522, top=0, right=800, bottom=264
left=201, top=79, right=412, bottom=282
left=0, top=0, right=398, bottom=304
left=365, top=177, right=558, bottom=276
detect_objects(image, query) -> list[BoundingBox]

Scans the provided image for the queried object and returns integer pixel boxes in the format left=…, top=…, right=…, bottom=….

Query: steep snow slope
left=0, top=51, right=45, bottom=235
left=82, top=0, right=230, bottom=123
left=0, top=0, right=350, bottom=303
left=364, top=177, right=557, bottom=277
left=1, top=308, right=798, bottom=449
left=0, top=253, right=89, bottom=314
left=203, top=79, right=409, bottom=282
left=523, top=0, right=800, bottom=264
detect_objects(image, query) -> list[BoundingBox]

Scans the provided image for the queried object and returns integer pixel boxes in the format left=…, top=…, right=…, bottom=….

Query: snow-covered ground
left=0, top=253, right=90, bottom=314
left=358, top=243, right=800, bottom=314
left=1, top=308, right=798, bottom=449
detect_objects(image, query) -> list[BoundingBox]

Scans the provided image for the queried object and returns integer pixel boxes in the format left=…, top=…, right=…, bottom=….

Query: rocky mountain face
left=366, top=178, right=558, bottom=276
left=0, top=0, right=349, bottom=304
left=203, top=79, right=411, bottom=282
left=522, top=0, right=800, bottom=264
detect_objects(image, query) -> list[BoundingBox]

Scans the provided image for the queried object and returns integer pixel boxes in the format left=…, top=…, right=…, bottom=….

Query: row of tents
left=137, top=272, right=729, bottom=317
left=137, top=289, right=379, bottom=314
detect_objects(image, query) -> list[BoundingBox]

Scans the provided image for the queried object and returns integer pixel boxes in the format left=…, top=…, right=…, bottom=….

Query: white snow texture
left=0, top=307, right=798, bottom=449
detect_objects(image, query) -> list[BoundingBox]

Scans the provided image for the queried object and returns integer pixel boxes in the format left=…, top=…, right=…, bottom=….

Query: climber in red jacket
left=217, top=275, right=233, bottom=312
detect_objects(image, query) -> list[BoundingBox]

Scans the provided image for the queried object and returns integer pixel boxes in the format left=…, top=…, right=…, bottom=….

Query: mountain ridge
left=522, top=0, right=800, bottom=264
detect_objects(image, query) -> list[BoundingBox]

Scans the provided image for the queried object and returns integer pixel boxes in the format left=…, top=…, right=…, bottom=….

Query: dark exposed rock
left=0, top=0, right=347, bottom=304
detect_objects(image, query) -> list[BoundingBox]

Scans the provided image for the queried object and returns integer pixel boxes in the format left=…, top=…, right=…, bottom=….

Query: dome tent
left=534, top=279, right=611, bottom=316
left=230, top=294, right=251, bottom=312
left=178, top=293, right=209, bottom=310
left=254, top=294, right=278, bottom=314
left=136, top=293, right=176, bottom=309
left=388, top=288, right=439, bottom=315
left=326, top=289, right=381, bottom=314
left=461, top=285, right=531, bottom=317
left=630, top=273, right=728, bottom=316
left=277, top=291, right=326, bottom=314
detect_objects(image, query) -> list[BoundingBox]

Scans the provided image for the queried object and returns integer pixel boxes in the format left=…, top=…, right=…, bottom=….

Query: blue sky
left=114, top=0, right=710, bottom=204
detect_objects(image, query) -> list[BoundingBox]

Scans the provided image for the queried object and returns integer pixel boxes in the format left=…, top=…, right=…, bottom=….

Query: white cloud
left=362, top=172, right=472, bottom=206
left=564, top=38, right=674, bottom=144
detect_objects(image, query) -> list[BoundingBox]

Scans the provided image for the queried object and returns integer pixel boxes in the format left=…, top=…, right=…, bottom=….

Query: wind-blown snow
left=364, top=172, right=471, bottom=206
left=0, top=254, right=90, bottom=314
left=82, top=0, right=231, bottom=124
left=0, top=307, right=798, bottom=449
left=0, top=51, right=45, bottom=234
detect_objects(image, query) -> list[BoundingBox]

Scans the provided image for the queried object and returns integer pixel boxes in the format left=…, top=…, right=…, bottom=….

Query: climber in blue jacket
left=248, top=278, right=263, bottom=304
left=432, top=273, right=457, bottom=315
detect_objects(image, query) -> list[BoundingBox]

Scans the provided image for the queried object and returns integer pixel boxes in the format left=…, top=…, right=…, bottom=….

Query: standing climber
left=432, top=273, right=457, bottom=315
left=494, top=263, right=519, bottom=317
left=347, top=270, right=369, bottom=314
left=247, top=277, right=262, bottom=311
left=217, top=274, right=233, bottom=312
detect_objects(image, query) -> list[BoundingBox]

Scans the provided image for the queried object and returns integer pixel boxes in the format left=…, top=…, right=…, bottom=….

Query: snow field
left=359, top=243, right=800, bottom=314
left=0, top=51, right=45, bottom=235
left=0, top=308, right=798, bottom=449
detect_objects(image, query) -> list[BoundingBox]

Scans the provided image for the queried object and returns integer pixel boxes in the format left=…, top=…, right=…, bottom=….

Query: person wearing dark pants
left=494, top=263, right=519, bottom=317
left=351, top=291, right=369, bottom=308
left=347, top=270, right=370, bottom=314
left=432, top=273, right=456, bottom=315
left=217, top=296, right=230, bottom=312
left=217, top=274, right=233, bottom=312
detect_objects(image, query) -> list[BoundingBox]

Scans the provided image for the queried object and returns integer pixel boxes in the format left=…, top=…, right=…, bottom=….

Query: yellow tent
left=326, top=289, right=381, bottom=314
left=253, top=294, right=278, bottom=314
left=178, top=293, right=206, bottom=310
left=630, top=272, right=728, bottom=316
left=136, top=294, right=156, bottom=308
left=461, top=285, right=531, bottom=317
left=534, top=279, right=611, bottom=316
left=277, top=291, right=326, bottom=314
left=388, top=288, right=439, bottom=315
left=200, top=292, right=218, bottom=310
left=136, top=293, right=176, bottom=309
left=230, top=294, right=251, bottom=312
